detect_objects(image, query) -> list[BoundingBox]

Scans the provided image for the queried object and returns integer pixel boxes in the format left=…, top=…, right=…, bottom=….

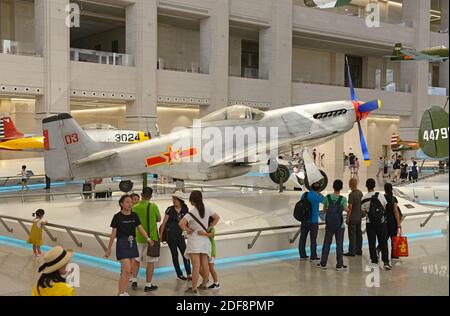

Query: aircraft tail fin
left=419, top=105, right=449, bottom=159
left=0, top=116, right=24, bottom=140
left=43, top=114, right=102, bottom=180
left=390, top=43, right=404, bottom=60
left=391, top=133, right=401, bottom=149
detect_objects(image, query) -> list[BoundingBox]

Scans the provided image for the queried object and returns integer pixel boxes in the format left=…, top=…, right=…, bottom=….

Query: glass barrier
left=70, top=48, right=134, bottom=67
left=428, top=86, right=448, bottom=96
left=0, top=39, right=37, bottom=56
left=157, top=57, right=207, bottom=74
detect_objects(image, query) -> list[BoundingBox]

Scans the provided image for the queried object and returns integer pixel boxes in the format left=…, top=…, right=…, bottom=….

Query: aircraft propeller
left=346, top=58, right=381, bottom=166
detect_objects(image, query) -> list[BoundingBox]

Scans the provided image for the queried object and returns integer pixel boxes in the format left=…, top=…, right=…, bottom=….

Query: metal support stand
left=248, top=231, right=262, bottom=249
left=289, top=228, right=302, bottom=244
left=94, top=234, right=108, bottom=252
left=66, top=229, right=83, bottom=248
left=43, top=226, right=57, bottom=242
left=18, top=220, right=30, bottom=235
left=0, top=218, right=13, bottom=233
left=420, top=213, right=434, bottom=228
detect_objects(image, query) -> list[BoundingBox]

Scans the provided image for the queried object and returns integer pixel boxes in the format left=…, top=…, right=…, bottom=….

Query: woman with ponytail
left=179, top=191, right=220, bottom=294
left=384, top=183, right=402, bottom=259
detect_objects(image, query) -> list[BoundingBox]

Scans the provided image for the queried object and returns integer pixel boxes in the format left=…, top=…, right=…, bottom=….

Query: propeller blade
left=359, top=99, right=381, bottom=113
left=346, top=57, right=357, bottom=101
left=357, top=121, right=371, bottom=166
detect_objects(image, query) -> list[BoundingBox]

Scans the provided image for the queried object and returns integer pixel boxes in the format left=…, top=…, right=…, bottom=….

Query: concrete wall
left=70, top=61, right=137, bottom=94
left=292, top=5, right=415, bottom=47
left=0, top=0, right=35, bottom=54
left=158, top=24, right=200, bottom=72
left=72, top=106, right=199, bottom=133
left=0, top=54, right=43, bottom=87
left=292, top=47, right=332, bottom=84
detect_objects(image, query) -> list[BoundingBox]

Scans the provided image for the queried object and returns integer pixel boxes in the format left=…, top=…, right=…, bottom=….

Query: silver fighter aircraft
left=43, top=64, right=380, bottom=192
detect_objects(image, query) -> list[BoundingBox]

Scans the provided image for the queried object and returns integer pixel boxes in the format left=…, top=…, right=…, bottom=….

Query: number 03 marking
left=65, top=133, right=79, bottom=145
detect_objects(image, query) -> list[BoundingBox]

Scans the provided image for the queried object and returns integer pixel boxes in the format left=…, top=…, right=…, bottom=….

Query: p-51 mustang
left=0, top=116, right=150, bottom=152
left=43, top=63, right=381, bottom=192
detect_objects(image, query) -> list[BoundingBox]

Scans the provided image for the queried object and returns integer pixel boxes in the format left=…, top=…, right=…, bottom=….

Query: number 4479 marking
left=65, top=133, right=79, bottom=145
left=423, top=128, right=449, bottom=142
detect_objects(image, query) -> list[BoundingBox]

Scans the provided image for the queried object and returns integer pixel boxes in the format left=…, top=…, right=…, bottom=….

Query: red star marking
left=145, top=146, right=198, bottom=168
left=162, top=146, right=182, bottom=165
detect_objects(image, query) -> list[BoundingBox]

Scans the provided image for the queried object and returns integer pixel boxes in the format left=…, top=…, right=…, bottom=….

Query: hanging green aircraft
left=304, top=0, right=352, bottom=9
left=389, top=43, right=449, bottom=63
left=419, top=104, right=449, bottom=159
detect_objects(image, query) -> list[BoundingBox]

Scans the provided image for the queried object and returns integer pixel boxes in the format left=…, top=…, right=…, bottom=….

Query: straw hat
left=172, top=191, right=186, bottom=201
left=38, top=246, right=73, bottom=275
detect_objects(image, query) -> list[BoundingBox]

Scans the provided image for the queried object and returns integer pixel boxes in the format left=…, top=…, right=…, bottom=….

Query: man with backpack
left=361, top=179, right=392, bottom=270
left=317, top=180, right=349, bottom=271
left=297, top=182, right=324, bottom=262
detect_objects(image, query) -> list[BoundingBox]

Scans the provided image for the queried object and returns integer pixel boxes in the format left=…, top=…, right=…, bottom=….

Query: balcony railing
left=292, top=79, right=412, bottom=93
left=70, top=48, right=134, bottom=67
left=0, top=39, right=37, bottom=56
left=157, top=57, right=208, bottom=74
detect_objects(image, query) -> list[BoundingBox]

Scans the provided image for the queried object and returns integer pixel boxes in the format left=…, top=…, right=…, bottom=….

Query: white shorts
left=135, top=243, right=159, bottom=264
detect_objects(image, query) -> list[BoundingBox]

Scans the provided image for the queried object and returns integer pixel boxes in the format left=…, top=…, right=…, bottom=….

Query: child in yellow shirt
left=27, top=209, right=47, bottom=257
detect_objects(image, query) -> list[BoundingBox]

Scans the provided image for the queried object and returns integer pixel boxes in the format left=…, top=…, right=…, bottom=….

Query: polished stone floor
left=1, top=230, right=448, bottom=296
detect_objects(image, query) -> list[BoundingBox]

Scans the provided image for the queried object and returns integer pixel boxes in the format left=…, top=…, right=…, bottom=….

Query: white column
left=438, top=0, right=448, bottom=95
left=199, top=0, right=230, bottom=117
left=441, top=0, right=449, bottom=32
left=439, top=61, right=449, bottom=94
left=399, top=0, right=430, bottom=137
left=125, top=0, right=158, bottom=134
left=34, top=0, right=70, bottom=129
left=330, top=53, right=345, bottom=86
left=260, top=0, right=293, bottom=109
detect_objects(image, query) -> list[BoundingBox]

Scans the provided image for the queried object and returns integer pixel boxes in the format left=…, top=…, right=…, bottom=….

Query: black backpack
left=349, top=155, right=355, bottom=165
left=294, top=192, right=312, bottom=222
left=363, top=193, right=386, bottom=226
left=325, top=195, right=343, bottom=231
left=393, top=160, right=400, bottom=169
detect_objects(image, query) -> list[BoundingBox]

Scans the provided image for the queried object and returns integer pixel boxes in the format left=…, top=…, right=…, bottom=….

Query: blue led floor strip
left=0, top=230, right=445, bottom=279
left=0, top=180, right=85, bottom=193
left=416, top=201, right=449, bottom=207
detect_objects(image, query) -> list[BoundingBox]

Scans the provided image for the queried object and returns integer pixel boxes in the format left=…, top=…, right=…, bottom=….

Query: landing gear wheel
left=269, top=165, right=291, bottom=184
left=119, top=180, right=133, bottom=193
left=304, top=170, right=328, bottom=192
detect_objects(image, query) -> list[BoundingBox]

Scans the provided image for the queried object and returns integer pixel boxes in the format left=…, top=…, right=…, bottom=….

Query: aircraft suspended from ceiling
left=42, top=60, right=381, bottom=193
left=387, top=43, right=449, bottom=63
left=0, top=116, right=151, bottom=152
left=304, top=0, right=352, bottom=8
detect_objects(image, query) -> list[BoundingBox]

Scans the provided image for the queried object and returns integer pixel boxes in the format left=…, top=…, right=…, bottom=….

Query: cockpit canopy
left=201, top=105, right=265, bottom=123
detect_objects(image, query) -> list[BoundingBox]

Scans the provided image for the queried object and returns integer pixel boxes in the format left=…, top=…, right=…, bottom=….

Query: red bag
left=392, top=229, right=409, bottom=257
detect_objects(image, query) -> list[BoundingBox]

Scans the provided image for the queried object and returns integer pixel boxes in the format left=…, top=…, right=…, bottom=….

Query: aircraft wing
left=72, top=150, right=118, bottom=165
left=401, top=49, right=433, bottom=61
left=209, top=132, right=322, bottom=168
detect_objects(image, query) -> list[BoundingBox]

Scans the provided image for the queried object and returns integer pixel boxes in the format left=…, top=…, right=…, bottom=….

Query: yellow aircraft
left=0, top=116, right=151, bottom=152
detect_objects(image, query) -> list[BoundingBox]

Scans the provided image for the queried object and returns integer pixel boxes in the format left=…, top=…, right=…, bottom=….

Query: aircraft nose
left=354, top=99, right=382, bottom=122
